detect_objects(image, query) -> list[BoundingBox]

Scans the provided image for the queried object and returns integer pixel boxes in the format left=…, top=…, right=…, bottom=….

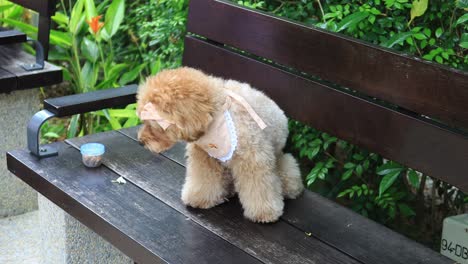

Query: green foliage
left=115, top=0, right=188, bottom=70
left=237, top=0, right=467, bottom=70
left=2, top=0, right=144, bottom=138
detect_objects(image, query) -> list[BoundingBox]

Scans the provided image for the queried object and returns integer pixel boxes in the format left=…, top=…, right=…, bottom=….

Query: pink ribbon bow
left=138, top=103, right=174, bottom=130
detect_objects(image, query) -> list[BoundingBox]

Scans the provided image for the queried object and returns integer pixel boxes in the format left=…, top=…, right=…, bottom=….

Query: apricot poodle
left=137, top=67, right=303, bottom=223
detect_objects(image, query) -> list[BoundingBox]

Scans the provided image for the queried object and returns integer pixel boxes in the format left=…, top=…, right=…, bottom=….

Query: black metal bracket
left=27, top=109, right=57, bottom=158
left=21, top=38, right=45, bottom=71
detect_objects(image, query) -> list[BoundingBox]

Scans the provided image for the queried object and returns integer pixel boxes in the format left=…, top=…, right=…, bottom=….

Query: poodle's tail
left=277, top=153, right=304, bottom=199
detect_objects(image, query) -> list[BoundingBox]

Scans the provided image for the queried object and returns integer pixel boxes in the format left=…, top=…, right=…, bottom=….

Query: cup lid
left=80, top=143, right=105, bottom=156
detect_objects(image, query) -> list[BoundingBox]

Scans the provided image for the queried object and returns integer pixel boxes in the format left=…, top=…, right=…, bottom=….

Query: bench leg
left=38, top=195, right=133, bottom=264
left=0, top=89, right=39, bottom=217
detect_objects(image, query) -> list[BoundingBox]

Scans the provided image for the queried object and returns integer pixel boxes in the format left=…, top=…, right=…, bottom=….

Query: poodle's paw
left=181, top=185, right=227, bottom=209
left=278, top=153, right=304, bottom=199
left=243, top=200, right=284, bottom=223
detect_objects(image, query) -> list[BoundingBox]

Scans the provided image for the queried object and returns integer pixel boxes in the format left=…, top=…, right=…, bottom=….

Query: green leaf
left=398, top=203, right=416, bottom=217
left=52, top=12, right=69, bottom=27
left=460, top=33, right=468, bottom=49
left=80, top=62, right=98, bottom=91
left=94, top=109, right=137, bottom=118
left=376, top=162, right=404, bottom=175
left=151, top=58, right=162, bottom=75
left=435, top=28, right=443, bottom=38
left=67, top=114, right=81, bottom=138
left=456, top=0, right=468, bottom=9
left=119, top=64, right=146, bottom=86
left=379, top=170, right=401, bottom=196
left=80, top=38, right=99, bottom=63
left=344, top=162, right=355, bottom=169
left=337, top=189, right=350, bottom=198
left=423, top=28, right=431, bottom=37
left=96, top=63, right=127, bottom=89
left=408, top=169, right=420, bottom=188
left=104, top=0, right=125, bottom=37
left=43, top=132, right=60, bottom=139
left=355, top=165, right=363, bottom=176
left=336, top=12, right=369, bottom=32
left=123, top=117, right=140, bottom=128
left=353, top=153, right=364, bottom=161
left=342, top=169, right=353, bottom=180
left=84, top=0, right=97, bottom=21
left=70, top=0, right=85, bottom=34
left=409, top=0, right=428, bottom=25
left=0, top=4, right=14, bottom=13
left=413, top=33, right=426, bottom=40
left=101, top=109, right=122, bottom=130
left=382, top=32, right=414, bottom=48
left=455, top=13, right=468, bottom=26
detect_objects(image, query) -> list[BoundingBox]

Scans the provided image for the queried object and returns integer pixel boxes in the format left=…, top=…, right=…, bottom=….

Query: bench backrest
left=9, top=0, right=58, bottom=59
left=182, top=0, right=468, bottom=192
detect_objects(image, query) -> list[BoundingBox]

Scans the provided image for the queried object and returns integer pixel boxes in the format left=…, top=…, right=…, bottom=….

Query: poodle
left=137, top=67, right=304, bottom=223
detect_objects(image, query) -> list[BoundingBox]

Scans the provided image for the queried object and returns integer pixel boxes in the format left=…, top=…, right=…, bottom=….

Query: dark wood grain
left=44, top=85, right=137, bottom=117
left=6, top=142, right=262, bottom=264
left=183, top=36, right=468, bottom=192
left=0, top=68, right=17, bottom=91
left=187, top=0, right=468, bottom=131
left=120, top=126, right=451, bottom=264
left=9, top=0, right=57, bottom=15
left=0, top=29, right=27, bottom=45
left=67, top=130, right=362, bottom=264
left=0, top=44, right=62, bottom=93
left=117, top=126, right=186, bottom=166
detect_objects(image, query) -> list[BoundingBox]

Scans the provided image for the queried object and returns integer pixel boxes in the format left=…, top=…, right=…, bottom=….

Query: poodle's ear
left=174, top=111, right=214, bottom=142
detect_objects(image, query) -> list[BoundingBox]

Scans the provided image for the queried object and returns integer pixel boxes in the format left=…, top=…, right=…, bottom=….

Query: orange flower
left=87, top=15, right=104, bottom=35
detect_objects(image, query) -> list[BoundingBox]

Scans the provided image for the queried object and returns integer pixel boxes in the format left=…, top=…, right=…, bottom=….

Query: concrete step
left=0, top=210, right=41, bottom=264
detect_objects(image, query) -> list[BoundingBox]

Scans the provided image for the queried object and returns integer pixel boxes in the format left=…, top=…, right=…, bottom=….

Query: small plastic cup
left=80, top=143, right=105, bottom=168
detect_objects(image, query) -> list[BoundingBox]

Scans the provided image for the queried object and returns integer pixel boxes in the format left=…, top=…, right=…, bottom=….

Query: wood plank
left=6, top=142, right=262, bottom=264
left=44, top=85, right=137, bottom=117
left=66, top=131, right=362, bottom=264
left=9, top=0, right=57, bottom=15
left=117, top=126, right=186, bottom=166
left=0, top=29, right=27, bottom=45
left=120, top=126, right=451, bottom=264
left=0, top=68, right=17, bottom=91
left=187, top=0, right=468, bottom=131
left=182, top=36, right=468, bottom=192
left=0, top=45, right=62, bottom=92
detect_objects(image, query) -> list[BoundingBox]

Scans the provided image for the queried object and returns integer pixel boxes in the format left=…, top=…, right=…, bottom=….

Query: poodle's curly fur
left=137, top=67, right=304, bottom=223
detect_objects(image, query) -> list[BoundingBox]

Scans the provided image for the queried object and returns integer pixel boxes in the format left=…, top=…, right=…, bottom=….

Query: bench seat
left=7, top=126, right=450, bottom=264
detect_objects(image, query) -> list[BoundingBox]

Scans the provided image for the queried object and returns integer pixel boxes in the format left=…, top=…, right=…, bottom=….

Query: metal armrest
left=28, top=84, right=138, bottom=158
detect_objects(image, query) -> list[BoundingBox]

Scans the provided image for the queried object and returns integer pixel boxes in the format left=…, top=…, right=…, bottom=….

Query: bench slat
left=0, top=29, right=27, bottom=45
left=9, top=0, right=56, bottom=15
left=7, top=142, right=261, bottom=264
left=120, top=126, right=450, bottom=264
left=0, top=45, right=62, bottom=93
left=183, top=36, right=468, bottom=192
left=66, top=130, right=362, bottom=264
left=187, top=0, right=468, bottom=131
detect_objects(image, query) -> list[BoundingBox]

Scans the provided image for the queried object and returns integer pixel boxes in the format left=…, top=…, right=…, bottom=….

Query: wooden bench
left=0, top=0, right=62, bottom=217
left=7, top=0, right=467, bottom=263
